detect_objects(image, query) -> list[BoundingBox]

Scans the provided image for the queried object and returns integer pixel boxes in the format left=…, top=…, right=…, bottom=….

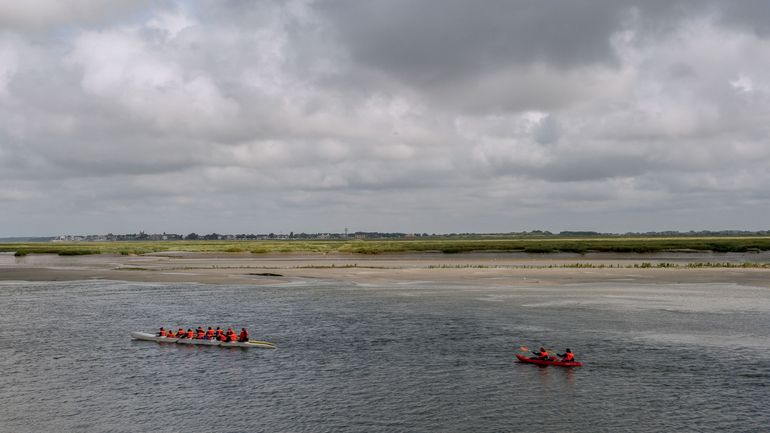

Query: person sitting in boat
left=224, top=328, right=235, bottom=342
left=216, top=327, right=225, bottom=341
left=156, top=327, right=166, bottom=337
left=195, top=327, right=205, bottom=339
left=205, top=327, right=215, bottom=340
left=185, top=328, right=194, bottom=339
left=175, top=328, right=185, bottom=338
left=165, top=329, right=176, bottom=338
left=238, top=328, right=248, bottom=342
left=557, top=348, right=575, bottom=362
left=532, top=347, right=550, bottom=360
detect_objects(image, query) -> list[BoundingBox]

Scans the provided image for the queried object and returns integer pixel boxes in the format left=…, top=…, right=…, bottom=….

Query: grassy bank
left=2, top=236, right=770, bottom=256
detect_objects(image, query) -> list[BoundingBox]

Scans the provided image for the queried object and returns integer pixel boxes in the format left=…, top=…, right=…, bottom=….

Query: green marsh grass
left=3, top=235, right=770, bottom=257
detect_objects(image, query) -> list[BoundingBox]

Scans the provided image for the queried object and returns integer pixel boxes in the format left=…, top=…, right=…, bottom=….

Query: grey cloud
left=317, top=0, right=624, bottom=80
left=2, top=1, right=770, bottom=235
left=533, top=115, right=560, bottom=145
left=0, top=0, right=151, bottom=30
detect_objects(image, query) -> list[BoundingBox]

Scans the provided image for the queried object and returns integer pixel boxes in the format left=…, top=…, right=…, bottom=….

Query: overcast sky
left=1, top=0, right=769, bottom=236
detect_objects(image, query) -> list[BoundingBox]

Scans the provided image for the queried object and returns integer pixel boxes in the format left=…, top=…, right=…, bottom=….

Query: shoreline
left=2, top=251, right=770, bottom=288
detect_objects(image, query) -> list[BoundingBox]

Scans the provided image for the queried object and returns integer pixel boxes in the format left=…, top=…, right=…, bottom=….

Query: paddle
left=514, top=344, right=556, bottom=359
left=249, top=339, right=275, bottom=346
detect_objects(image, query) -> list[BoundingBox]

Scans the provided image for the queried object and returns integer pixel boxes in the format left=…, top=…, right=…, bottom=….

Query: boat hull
left=220, top=341, right=276, bottom=349
left=130, top=331, right=178, bottom=343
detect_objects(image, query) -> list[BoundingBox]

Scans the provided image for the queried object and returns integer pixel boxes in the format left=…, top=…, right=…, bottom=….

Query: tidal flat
left=2, top=250, right=770, bottom=288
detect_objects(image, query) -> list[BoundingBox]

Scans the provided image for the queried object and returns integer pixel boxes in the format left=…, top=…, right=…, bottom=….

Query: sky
left=1, top=0, right=769, bottom=236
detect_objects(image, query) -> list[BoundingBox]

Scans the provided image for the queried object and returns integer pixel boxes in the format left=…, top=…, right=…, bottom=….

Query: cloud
left=1, top=1, right=770, bottom=235
left=0, top=0, right=148, bottom=30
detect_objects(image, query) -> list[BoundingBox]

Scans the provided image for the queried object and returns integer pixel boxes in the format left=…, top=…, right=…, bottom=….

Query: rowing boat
left=130, top=332, right=276, bottom=349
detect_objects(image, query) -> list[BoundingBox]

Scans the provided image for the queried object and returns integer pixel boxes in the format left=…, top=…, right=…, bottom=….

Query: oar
left=249, top=339, right=275, bottom=346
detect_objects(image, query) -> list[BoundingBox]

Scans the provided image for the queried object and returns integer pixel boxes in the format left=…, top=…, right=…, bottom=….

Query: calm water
left=1, top=279, right=768, bottom=432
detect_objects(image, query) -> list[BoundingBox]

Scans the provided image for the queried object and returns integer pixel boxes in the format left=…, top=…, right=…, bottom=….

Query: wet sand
left=2, top=251, right=769, bottom=288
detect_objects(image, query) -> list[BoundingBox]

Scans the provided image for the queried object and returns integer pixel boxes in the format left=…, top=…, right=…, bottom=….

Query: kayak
left=515, top=354, right=582, bottom=367
left=130, top=332, right=276, bottom=349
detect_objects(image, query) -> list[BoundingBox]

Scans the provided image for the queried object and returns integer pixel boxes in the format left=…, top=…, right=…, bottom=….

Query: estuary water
left=1, top=279, right=768, bottom=432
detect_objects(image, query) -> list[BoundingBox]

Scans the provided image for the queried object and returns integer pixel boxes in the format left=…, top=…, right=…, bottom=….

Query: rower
left=165, top=329, right=176, bottom=338
left=185, top=328, right=194, bottom=339
left=205, top=327, right=215, bottom=340
left=532, top=347, right=550, bottom=360
left=176, top=328, right=185, bottom=338
left=156, top=327, right=165, bottom=337
left=238, top=328, right=248, bottom=342
left=216, top=327, right=225, bottom=341
left=557, top=348, right=575, bottom=362
left=196, top=327, right=205, bottom=339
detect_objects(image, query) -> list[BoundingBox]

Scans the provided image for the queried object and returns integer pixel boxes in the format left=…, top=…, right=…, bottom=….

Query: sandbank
left=1, top=251, right=769, bottom=288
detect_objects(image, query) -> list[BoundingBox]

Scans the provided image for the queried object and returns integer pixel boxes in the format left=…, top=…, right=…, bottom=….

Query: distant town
left=1, top=230, right=768, bottom=243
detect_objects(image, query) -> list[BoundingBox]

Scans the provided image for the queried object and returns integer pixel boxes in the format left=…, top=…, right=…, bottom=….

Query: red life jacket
left=239, top=330, right=248, bottom=342
left=563, top=352, right=574, bottom=361
left=538, top=351, right=548, bottom=358
left=176, top=330, right=185, bottom=337
left=186, top=330, right=194, bottom=339
left=196, top=330, right=205, bottom=339
left=166, top=330, right=175, bottom=338
left=206, top=329, right=214, bottom=338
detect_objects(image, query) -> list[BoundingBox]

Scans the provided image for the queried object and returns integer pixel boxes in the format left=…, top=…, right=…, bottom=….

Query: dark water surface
left=1, top=280, right=768, bottom=432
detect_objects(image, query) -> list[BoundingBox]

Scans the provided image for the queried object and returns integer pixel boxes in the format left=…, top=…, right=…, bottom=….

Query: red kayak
left=516, top=354, right=582, bottom=367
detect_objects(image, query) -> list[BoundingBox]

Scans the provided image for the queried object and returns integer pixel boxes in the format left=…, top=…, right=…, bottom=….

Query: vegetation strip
left=3, top=236, right=770, bottom=257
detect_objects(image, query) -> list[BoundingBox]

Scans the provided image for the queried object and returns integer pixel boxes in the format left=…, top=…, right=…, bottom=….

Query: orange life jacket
left=563, top=352, right=574, bottom=361
left=196, top=330, right=205, bottom=338
left=176, top=330, right=185, bottom=337
left=166, top=330, right=175, bottom=338
left=538, top=351, right=548, bottom=358
left=206, top=329, right=214, bottom=338
left=239, top=330, right=248, bottom=341
left=186, top=330, right=194, bottom=339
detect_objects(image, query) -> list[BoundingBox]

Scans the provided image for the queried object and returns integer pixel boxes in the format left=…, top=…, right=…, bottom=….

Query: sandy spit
left=1, top=251, right=769, bottom=288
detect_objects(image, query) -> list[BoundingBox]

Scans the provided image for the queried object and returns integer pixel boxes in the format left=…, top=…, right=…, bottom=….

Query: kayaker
left=216, top=328, right=225, bottom=341
left=196, top=327, right=205, bottom=339
left=205, top=327, right=214, bottom=340
left=557, top=348, right=575, bottom=362
left=532, top=347, right=549, bottom=360
left=185, top=328, right=194, bottom=339
left=238, top=328, right=248, bottom=342
left=225, top=328, right=235, bottom=342
left=165, top=329, right=176, bottom=338
left=176, top=328, right=185, bottom=338
left=156, top=327, right=165, bottom=337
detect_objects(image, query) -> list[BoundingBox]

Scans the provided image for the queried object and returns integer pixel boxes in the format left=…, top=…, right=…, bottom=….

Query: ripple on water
left=0, top=280, right=768, bottom=432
